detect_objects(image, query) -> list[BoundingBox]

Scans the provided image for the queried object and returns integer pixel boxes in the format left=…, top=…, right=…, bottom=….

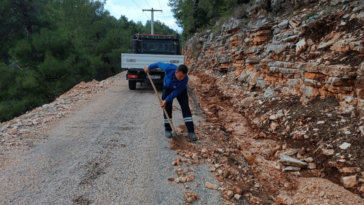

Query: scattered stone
left=205, top=182, right=218, bottom=190
left=322, top=149, right=335, bottom=156
left=278, top=20, right=289, bottom=29
left=307, top=39, right=314, bottom=46
left=179, top=177, right=187, bottom=183
left=341, top=175, right=357, bottom=188
left=223, top=170, right=231, bottom=178
left=234, top=194, right=241, bottom=200
left=281, top=148, right=300, bottom=156
left=353, top=5, right=364, bottom=12
left=284, top=182, right=293, bottom=190
left=308, top=163, right=316, bottom=170
left=271, top=145, right=282, bottom=155
left=305, top=157, right=314, bottom=163
left=259, top=132, right=267, bottom=138
left=319, top=191, right=325, bottom=197
left=279, top=157, right=308, bottom=168
left=184, top=183, right=189, bottom=189
left=298, top=149, right=306, bottom=156
left=338, top=167, right=361, bottom=173
left=282, top=166, right=301, bottom=172
left=241, top=151, right=255, bottom=165
left=226, top=190, right=234, bottom=199
left=270, top=121, right=279, bottom=131
left=359, top=185, right=364, bottom=194
left=185, top=191, right=198, bottom=203
left=339, top=142, right=351, bottom=150
left=273, top=28, right=281, bottom=34
left=236, top=188, right=242, bottom=195
left=274, top=194, right=294, bottom=205
left=296, top=38, right=307, bottom=54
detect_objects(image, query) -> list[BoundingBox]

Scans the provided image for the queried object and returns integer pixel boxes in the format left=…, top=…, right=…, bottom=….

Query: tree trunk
left=20, top=0, right=33, bottom=33
left=193, top=0, right=200, bottom=31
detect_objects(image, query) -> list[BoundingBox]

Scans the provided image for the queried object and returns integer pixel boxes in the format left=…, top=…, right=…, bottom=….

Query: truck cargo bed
left=121, top=53, right=184, bottom=69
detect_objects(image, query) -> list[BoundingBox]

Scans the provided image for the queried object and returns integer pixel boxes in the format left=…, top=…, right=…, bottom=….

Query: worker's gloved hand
left=160, top=100, right=167, bottom=108
left=144, top=66, right=150, bottom=73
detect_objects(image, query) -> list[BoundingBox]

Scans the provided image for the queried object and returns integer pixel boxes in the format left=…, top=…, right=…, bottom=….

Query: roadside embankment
left=179, top=0, right=364, bottom=203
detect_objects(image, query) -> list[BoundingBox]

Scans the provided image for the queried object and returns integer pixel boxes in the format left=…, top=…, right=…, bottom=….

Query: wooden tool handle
left=147, top=72, right=176, bottom=131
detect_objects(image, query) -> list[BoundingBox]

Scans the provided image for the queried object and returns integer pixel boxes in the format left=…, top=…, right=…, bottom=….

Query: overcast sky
left=104, top=0, right=182, bottom=33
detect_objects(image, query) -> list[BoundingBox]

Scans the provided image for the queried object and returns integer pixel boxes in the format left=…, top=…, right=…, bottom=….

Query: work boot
left=165, top=131, right=172, bottom=138
left=188, top=133, right=198, bottom=141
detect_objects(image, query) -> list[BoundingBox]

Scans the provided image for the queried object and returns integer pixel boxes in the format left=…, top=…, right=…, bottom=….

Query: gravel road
left=0, top=78, right=221, bottom=205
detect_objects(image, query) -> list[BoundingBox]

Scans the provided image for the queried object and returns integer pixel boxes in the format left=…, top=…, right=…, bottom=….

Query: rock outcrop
left=184, top=0, right=364, bottom=196
left=184, top=0, right=364, bottom=110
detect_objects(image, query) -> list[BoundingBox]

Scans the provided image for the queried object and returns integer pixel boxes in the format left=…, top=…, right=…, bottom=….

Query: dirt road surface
left=0, top=78, right=221, bottom=205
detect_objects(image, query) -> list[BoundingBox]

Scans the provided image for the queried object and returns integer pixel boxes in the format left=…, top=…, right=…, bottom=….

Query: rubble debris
left=226, top=190, right=234, bottom=199
left=322, top=149, right=335, bottom=156
left=341, top=175, right=358, bottom=188
left=279, top=157, right=308, bottom=168
left=185, top=191, right=198, bottom=203
left=205, top=182, right=218, bottom=190
left=339, top=142, right=351, bottom=150
left=274, top=194, right=294, bottom=205
left=0, top=77, right=116, bottom=147
left=308, top=163, right=316, bottom=170
left=338, top=167, right=361, bottom=173
left=178, top=0, right=364, bottom=202
left=282, top=166, right=301, bottom=172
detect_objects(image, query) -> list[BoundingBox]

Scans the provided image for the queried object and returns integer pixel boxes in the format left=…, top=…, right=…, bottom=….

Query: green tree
left=0, top=0, right=179, bottom=122
left=168, top=0, right=250, bottom=40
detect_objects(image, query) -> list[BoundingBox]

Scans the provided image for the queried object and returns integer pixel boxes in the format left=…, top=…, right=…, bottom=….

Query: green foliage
left=169, top=0, right=249, bottom=41
left=323, top=5, right=341, bottom=15
left=234, top=4, right=250, bottom=19
left=211, top=17, right=231, bottom=35
left=0, top=0, right=177, bottom=122
left=305, top=11, right=319, bottom=20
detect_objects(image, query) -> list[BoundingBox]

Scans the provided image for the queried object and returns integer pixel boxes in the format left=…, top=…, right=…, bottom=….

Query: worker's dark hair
left=177, top=64, right=188, bottom=74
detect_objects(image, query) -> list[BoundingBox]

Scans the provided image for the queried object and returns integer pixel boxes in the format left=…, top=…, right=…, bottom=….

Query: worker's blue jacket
left=148, top=62, right=188, bottom=102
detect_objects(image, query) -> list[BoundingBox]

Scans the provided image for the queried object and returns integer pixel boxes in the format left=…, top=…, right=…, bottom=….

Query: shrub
left=234, top=4, right=250, bottom=19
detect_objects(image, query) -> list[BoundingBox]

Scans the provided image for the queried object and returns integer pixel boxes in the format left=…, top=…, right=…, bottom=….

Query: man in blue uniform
left=144, top=62, right=197, bottom=141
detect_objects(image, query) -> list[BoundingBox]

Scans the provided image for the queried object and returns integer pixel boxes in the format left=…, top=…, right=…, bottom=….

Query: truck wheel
left=129, top=81, right=136, bottom=90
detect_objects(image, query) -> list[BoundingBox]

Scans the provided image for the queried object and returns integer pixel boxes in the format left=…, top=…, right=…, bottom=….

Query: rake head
left=171, top=131, right=188, bottom=145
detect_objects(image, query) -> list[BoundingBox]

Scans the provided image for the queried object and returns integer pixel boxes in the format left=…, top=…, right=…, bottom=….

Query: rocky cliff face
left=185, top=0, right=364, bottom=111
left=184, top=0, right=364, bottom=196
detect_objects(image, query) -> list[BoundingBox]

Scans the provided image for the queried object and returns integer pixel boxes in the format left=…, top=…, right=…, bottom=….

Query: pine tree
left=0, top=0, right=179, bottom=122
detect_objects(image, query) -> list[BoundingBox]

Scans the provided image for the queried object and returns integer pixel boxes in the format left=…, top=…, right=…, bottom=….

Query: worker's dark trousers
left=162, top=87, right=194, bottom=133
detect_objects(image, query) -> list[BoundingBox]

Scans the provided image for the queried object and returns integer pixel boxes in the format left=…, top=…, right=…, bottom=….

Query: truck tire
left=128, top=81, right=136, bottom=90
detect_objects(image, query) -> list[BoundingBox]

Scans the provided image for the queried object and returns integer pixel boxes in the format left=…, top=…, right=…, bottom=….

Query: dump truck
left=121, top=34, right=184, bottom=90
